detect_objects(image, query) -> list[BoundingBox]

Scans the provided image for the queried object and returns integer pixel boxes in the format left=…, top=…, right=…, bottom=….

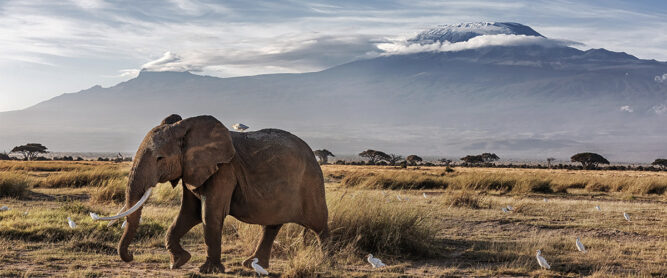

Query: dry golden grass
left=0, top=161, right=665, bottom=277
left=0, top=172, right=33, bottom=198
left=330, top=165, right=667, bottom=196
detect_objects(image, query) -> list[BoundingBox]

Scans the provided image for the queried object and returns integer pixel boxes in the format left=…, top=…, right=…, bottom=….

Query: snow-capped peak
left=409, top=22, right=544, bottom=44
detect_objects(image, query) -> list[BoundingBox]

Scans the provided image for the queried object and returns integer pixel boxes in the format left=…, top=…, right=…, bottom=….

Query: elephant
left=96, top=114, right=329, bottom=274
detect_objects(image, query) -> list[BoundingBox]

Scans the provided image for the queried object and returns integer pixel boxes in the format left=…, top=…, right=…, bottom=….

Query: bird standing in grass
left=251, top=258, right=268, bottom=276
left=502, top=207, right=509, bottom=213
left=506, top=205, right=513, bottom=211
left=0, top=206, right=9, bottom=211
left=595, top=205, right=601, bottom=211
left=367, top=254, right=386, bottom=268
left=623, top=212, right=631, bottom=221
left=536, top=250, right=550, bottom=269
left=423, top=192, right=428, bottom=198
left=67, top=217, right=76, bottom=229
left=232, top=123, right=249, bottom=132
left=576, top=237, right=587, bottom=253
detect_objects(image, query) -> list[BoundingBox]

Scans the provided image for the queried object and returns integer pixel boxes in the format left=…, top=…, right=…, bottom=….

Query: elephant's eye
left=157, top=156, right=165, bottom=161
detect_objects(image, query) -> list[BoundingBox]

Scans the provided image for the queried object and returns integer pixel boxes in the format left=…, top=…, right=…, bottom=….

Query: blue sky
left=1, top=0, right=666, bottom=111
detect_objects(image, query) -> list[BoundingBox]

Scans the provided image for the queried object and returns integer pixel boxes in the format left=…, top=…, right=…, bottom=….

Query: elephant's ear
left=178, top=116, right=236, bottom=187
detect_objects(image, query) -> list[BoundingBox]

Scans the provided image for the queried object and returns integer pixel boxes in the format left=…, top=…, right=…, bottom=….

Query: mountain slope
left=1, top=23, right=666, bottom=162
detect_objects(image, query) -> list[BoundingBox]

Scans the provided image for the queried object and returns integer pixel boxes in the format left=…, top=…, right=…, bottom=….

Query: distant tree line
left=310, top=147, right=666, bottom=172
left=1, top=143, right=131, bottom=162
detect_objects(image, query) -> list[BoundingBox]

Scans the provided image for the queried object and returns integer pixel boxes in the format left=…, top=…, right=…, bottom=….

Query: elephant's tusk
left=90, top=188, right=152, bottom=221
left=106, top=205, right=127, bottom=227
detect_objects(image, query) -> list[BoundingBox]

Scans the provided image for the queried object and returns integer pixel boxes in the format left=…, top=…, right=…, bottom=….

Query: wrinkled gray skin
left=118, top=114, right=329, bottom=273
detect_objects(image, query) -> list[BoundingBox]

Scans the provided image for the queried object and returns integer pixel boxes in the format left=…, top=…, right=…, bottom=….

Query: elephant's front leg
left=198, top=192, right=226, bottom=274
left=166, top=184, right=202, bottom=269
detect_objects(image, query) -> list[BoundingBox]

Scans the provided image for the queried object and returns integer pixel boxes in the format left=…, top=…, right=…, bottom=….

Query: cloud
left=141, top=51, right=203, bottom=72
left=137, top=35, right=383, bottom=75
left=655, top=73, right=667, bottom=83
left=619, top=105, right=633, bottom=113
left=376, top=34, right=578, bottom=55
left=652, top=104, right=666, bottom=115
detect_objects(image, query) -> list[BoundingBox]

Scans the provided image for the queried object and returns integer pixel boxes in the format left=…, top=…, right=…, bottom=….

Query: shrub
left=327, top=193, right=440, bottom=257
left=0, top=172, right=32, bottom=198
left=282, top=246, right=326, bottom=278
left=91, top=177, right=126, bottom=204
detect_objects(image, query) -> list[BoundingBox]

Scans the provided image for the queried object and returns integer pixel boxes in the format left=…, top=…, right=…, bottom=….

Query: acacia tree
left=481, top=153, right=500, bottom=163
left=546, top=157, right=556, bottom=168
left=652, top=158, right=667, bottom=169
left=460, top=155, right=484, bottom=164
left=313, top=149, right=335, bottom=164
left=11, top=143, right=48, bottom=161
left=388, top=154, right=403, bottom=165
left=439, top=158, right=452, bottom=166
left=406, top=155, right=423, bottom=165
left=0, top=152, right=11, bottom=160
left=359, top=149, right=391, bottom=164
left=571, top=152, right=609, bottom=169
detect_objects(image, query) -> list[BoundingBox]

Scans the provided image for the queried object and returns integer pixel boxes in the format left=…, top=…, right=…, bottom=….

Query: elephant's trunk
left=118, top=153, right=156, bottom=263
left=118, top=188, right=146, bottom=262
left=118, top=205, right=142, bottom=262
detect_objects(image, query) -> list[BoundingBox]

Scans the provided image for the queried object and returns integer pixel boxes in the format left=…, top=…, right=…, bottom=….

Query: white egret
left=232, top=123, right=249, bottom=132
left=250, top=258, right=269, bottom=276
left=576, top=237, right=587, bottom=253
left=366, top=254, right=386, bottom=268
left=24, top=210, right=29, bottom=216
left=536, top=250, right=550, bottom=269
left=507, top=205, right=514, bottom=211
left=623, top=212, right=631, bottom=221
left=595, top=205, right=601, bottom=211
left=501, top=207, right=509, bottom=213
left=67, top=217, right=77, bottom=229
left=0, top=205, right=10, bottom=211
left=423, top=192, right=428, bottom=199
left=543, top=198, right=548, bottom=202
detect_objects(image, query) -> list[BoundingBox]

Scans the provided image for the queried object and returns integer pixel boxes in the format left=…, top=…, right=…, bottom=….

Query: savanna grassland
left=0, top=161, right=666, bottom=277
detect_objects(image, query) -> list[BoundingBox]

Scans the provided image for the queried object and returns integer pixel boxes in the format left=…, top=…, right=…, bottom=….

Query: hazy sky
left=1, top=0, right=666, bottom=112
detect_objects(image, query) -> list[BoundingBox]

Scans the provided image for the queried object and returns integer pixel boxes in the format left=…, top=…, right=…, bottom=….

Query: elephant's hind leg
left=166, top=185, right=202, bottom=269
left=242, top=224, right=283, bottom=269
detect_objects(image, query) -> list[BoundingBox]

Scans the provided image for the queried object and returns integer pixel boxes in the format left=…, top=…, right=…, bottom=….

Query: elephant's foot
left=169, top=250, right=191, bottom=269
left=199, top=260, right=225, bottom=274
left=242, top=256, right=269, bottom=269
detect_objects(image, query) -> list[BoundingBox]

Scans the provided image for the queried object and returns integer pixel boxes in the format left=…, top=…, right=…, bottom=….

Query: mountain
left=1, top=22, right=666, bottom=162
left=408, top=22, right=544, bottom=44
